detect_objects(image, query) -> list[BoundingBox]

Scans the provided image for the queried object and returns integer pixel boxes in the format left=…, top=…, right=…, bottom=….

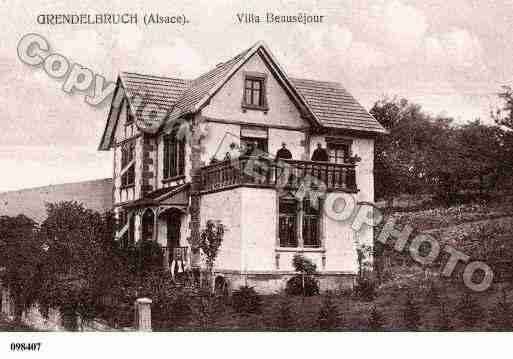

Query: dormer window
left=242, top=73, right=268, bottom=111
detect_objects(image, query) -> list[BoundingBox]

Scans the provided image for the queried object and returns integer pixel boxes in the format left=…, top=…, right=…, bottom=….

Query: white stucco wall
left=201, top=185, right=360, bottom=275
left=201, top=52, right=308, bottom=129
left=200, top=188, right=242, bottom=271
left=240, top=187, right=277, bottom=271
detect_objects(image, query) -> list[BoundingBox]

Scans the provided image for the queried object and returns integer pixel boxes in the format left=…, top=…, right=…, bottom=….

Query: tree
left=372, top=96, right=510, bottom=204
left=493, top=85, right=513, bottom=130
left=37, top=201, right=122, bottom=329
left=0, top=215, right=43, bottom=320
left=199, top=220, right=225, bottom=290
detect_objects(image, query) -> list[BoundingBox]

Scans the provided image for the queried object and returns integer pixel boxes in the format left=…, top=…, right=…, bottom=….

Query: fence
left=0, top=281, right=151, bottom=331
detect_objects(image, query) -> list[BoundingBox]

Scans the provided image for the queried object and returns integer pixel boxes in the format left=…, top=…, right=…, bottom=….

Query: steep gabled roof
left=170, top=45, right=255, bottom=119
left=119, top=72, right=190, bottom=123
left=99, top=41, right=386, bottom=150
left=290, top=78, right=387, bottom=134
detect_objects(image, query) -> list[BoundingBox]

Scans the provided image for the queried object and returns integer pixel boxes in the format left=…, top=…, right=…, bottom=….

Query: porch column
left=163, top=247, right=170, bottom=271
left=297, top=199, right=304, bottom=248
left=152, top=209, right=158, bottom=242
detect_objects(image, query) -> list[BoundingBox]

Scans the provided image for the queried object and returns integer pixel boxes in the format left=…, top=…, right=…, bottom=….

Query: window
left=240, top=126, right=268, bottom=155
left=121, top=142, right=135, bottom=187
left=303, top=199, right=321, bottom=247
left=163, top=134, right=185, bottom=179
left=279, top=199, right=297, bottom=247
left=278, top=197, right=322, bottom=248
left=328, top=142, right=351, bottom=164
left=242, top=74, right=267, bottom=110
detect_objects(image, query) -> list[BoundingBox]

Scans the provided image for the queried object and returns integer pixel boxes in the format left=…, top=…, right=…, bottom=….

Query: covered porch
left=120, top=183, right=191, bottom=272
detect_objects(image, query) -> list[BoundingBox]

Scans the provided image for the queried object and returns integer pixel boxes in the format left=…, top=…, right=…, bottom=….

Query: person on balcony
left=311, top=143, right=329, bottom=162
left=276, top=142, right=292, bottom=160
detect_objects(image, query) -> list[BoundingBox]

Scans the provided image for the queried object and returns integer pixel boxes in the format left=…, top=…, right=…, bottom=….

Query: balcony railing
left=199, top=156, right=357, bottom=193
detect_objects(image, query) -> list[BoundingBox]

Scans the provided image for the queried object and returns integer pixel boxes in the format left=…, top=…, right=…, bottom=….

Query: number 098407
left=10, top=342, right=41, bottom=351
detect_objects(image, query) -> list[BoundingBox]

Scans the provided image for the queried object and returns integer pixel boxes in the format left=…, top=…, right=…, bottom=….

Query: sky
left=1, top=0, right=512, bottom=191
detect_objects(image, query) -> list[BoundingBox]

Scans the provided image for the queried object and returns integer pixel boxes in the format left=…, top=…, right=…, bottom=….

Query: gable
left=113, top=97, right=140, bottom=143
left=201, top=51, right=309, bottom=129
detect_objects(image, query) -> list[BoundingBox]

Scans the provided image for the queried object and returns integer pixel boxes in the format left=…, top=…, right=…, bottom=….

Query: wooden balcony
left=199, top=156, right=357, bottom=193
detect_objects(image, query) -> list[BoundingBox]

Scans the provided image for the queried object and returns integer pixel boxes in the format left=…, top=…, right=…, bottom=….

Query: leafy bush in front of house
left=285, top=254, right=320, bottom=296
left=285, top=276, right=320, bottom=296
left=438, top=301, right=452, bottom=331
left=292, top=254, right=317, bottom=274
left=489, top=289, right=513, bottom=330
left=137, top=270, right=194, bottom=330
left=136, top=240, right=164, bottom=273
left=231, top=286, right=262, bottom=314
left=274, top=297, right=296, bottom=330
left=367, top=306, right=385, bottom=331
left=456, top=292, right=484, bottom=329
left=402, top=291, right=421, bottom=330
left=354, top=275, right=378, bottom=301
left=317, top=292, right=340, bottom=330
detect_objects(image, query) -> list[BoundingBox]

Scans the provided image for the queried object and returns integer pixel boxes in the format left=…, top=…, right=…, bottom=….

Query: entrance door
left=166, top=212, right=181, bottom=253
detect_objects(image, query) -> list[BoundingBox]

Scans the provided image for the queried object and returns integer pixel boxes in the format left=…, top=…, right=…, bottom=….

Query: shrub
left=231, top=286, right=262, bottom=314
left=190, top=288, right=226, bottom=329
left=287, top=254, right=320, bottom=296
left=292, top=254, right=317, bottom=274
left=136, top=240, right=164, bottom=273
left=136, top=271, right=194, bottom=330
left=275, top=298, right=296, bottom=330
left=489, top=290, right=512, bottom=330
left=425, top=280, right=441, bottom=306
left=403, top=291, right=421, bottom=330
left=456, top=293, right=483, bottom=329
left=285, top=275, right=320, bottom=296
left=354, top=276, right=378, bottom=301
left=367, top=306, right=385, bottom=331
left=438, top=301, right=452, bottom=331
left=317, top=293, right=340, bottom=330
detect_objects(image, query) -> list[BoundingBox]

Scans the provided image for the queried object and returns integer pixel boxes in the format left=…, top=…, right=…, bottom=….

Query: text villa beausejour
left=36, top=13, right=190, bottom=26
left=236, top=12, right=325, bottom=24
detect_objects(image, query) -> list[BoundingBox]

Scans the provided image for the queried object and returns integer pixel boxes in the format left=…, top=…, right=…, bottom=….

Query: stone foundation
left=214, top=270, right=356, bottom=294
